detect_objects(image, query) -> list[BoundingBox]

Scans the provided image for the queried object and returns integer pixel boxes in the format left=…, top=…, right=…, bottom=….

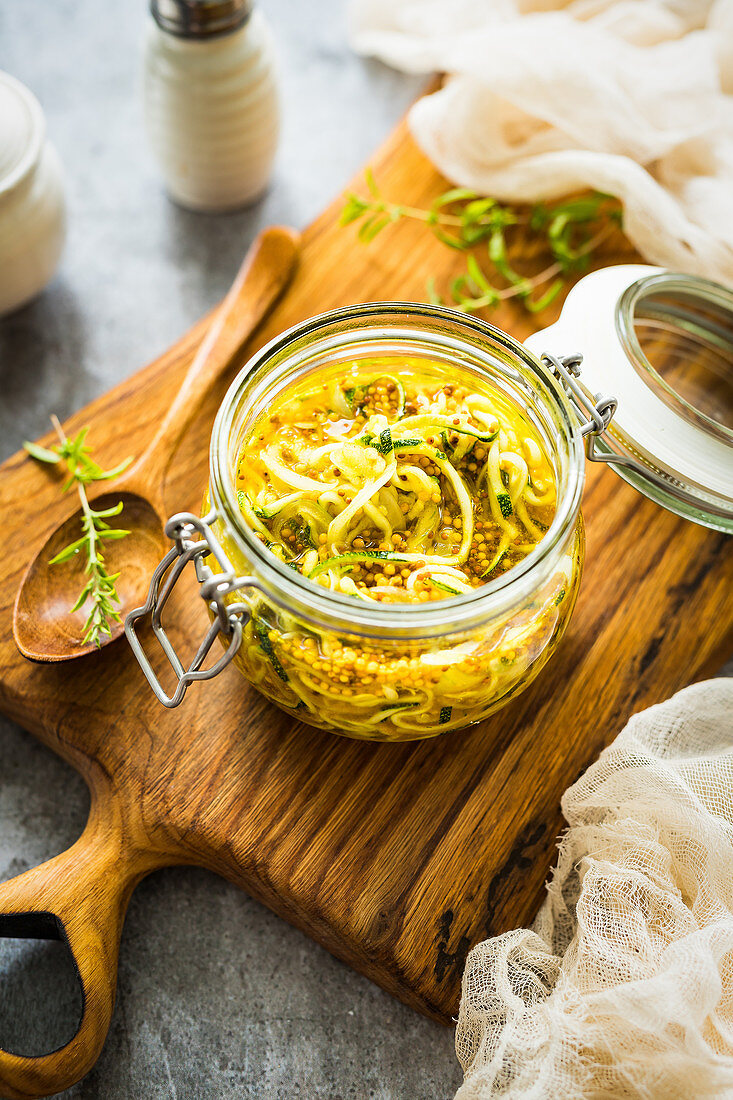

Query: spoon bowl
left=14, top=493, right=166, bottom=661
left=13, top=226, right=300, bottom=663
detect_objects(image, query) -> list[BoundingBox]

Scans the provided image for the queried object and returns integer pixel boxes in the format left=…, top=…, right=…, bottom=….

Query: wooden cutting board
left=0, top=117, right=731, bottom=1100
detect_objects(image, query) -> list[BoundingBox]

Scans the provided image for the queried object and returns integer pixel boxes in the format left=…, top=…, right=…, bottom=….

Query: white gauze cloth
left=453, top=679, right=733, bottom=1100
left=349, top=0, right=733, bottom=285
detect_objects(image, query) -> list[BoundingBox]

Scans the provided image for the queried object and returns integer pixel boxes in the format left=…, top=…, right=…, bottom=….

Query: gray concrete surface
left=0, top=2, right=461, bottom=1097
left=1, top=3, right=731, bottom=1099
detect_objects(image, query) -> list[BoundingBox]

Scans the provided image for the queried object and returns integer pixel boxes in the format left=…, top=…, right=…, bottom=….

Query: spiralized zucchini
left=221, top=357, right=581, bottom=740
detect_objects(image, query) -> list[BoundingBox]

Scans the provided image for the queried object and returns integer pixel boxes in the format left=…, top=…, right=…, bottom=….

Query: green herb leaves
left=340, top=172, right=621, bottom=316
left=24, top=441, right=64, bottom=464
left=24, top=418, right=134, bottom=648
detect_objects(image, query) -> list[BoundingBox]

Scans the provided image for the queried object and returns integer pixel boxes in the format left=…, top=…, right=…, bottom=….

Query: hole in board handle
left=0, top=911, right=84, bottom=1058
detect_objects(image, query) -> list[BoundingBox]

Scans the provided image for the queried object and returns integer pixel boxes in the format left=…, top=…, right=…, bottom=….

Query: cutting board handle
left=0, top=799, right=144, bottom=1099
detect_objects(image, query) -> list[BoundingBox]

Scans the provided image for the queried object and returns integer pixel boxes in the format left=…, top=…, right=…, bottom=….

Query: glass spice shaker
left=143, top=0, right=280, bottom=211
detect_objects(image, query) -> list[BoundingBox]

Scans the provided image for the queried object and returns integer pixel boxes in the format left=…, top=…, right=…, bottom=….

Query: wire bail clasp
left=542, top=352, right=622, bottom=463
left=125, top=510, right=254, bottom=708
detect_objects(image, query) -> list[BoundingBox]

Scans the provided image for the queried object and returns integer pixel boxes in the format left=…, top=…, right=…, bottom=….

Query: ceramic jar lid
left=0, top=71, right=44, bottom=195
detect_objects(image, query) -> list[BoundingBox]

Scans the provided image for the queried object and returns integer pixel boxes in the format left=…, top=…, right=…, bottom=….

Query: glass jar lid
left=526, top=265, right=733, bottom=533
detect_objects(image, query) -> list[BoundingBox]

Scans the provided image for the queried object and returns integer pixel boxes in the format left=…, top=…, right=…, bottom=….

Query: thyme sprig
left=24, top=416, right=133, bottom=648
left=341, top=169, right=622, bottom=315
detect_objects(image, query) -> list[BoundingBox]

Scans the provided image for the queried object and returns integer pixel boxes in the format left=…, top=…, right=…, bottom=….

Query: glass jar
left=151, top=304, right=585, bottom=741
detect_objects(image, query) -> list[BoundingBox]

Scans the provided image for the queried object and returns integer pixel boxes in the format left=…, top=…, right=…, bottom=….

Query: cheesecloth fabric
left=453, top=679, right=733, bottom=1100
left=349, top=0, right=733, bottom=286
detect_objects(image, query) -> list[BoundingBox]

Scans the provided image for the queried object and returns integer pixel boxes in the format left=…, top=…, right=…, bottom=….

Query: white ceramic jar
left=143, top=0, right=280, bottom=212
left=0, top=72, right=66, bottom=317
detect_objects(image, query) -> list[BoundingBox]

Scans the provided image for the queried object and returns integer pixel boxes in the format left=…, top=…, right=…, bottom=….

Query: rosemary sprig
left=340, top=169, right=622, bottom=315
left=24, top=416, right=134, bottom=648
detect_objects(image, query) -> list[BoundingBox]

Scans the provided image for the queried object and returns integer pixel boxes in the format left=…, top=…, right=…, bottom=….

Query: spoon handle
left=128, top=225, right=300, bottom=495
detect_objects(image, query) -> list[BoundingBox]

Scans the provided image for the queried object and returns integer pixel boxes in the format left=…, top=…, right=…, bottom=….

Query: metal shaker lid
left=150, top=0, right=253, bottom=39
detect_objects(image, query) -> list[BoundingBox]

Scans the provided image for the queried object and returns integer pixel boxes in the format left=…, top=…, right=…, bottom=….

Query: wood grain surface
left=0, top=118, right=731, bottom=1099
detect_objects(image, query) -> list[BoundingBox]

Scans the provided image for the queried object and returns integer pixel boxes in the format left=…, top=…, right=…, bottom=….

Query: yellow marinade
left=223, top=356, right=581, bottom=740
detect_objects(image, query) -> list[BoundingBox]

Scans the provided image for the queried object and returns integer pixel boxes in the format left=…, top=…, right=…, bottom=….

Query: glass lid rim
left=615, top=270, right=733, bottom=446
left=209, top=300, right=586, bottom=631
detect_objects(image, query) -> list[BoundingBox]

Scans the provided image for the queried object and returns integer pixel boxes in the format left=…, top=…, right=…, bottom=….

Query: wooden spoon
left=13, top=226, right=300, bottom=663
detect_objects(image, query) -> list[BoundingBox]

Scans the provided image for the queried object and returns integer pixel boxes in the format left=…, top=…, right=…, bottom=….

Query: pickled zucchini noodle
left=230, top=358, right=578, bottom=738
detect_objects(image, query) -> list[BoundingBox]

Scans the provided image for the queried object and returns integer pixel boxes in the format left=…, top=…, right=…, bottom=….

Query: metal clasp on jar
left=542, top=352, right=618, bottom=446
left=544, top=352, right=681, bottom=496
left=125, top=510, right=254, bottom=707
